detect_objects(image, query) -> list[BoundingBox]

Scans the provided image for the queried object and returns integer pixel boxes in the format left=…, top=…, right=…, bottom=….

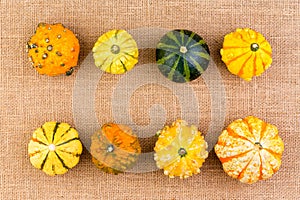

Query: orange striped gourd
left=214, top=116, right=284, bottom=184
left=220, top=28, right=272, bottom=81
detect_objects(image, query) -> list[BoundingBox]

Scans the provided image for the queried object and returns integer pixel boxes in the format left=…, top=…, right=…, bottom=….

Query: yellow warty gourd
left=154, top=120, right=208, bottom=179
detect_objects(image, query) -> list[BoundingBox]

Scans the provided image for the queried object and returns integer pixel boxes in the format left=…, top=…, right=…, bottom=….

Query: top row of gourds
left=26, top=23, right=272, bottom=82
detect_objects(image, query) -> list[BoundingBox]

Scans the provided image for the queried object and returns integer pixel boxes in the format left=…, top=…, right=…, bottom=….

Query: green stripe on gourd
left=156, top=29, right=210, bottom=83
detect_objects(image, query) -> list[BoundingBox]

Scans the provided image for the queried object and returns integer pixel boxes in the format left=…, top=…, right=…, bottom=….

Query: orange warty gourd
left=27, top=23, right=80, bottom=76
left=220, top=28, right=272, bottom=81
left=214, top=116, right=284, bottom=184
left=90, top=123, right=141, bottom=174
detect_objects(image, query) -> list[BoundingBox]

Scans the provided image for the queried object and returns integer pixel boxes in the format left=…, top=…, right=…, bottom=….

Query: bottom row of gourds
left=28, top=116, right=284, bottom=184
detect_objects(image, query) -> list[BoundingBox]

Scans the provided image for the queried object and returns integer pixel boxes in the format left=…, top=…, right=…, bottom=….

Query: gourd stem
left=178, top=147, right=187, bottom=157
left=254, top=142, right=263, bottom=149
left=250, top=43, right=259, bottom=52
left=180, top=46, right=188, bottom=54
left=111, top=44, right=120, bottom=54
left=107, top=144, right=114, bottom=153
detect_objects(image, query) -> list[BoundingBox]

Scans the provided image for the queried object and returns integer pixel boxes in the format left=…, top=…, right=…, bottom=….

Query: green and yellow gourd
left=28, top=122, right=83, bottom=176
left=156, top=29, right=210, bottom=83
left=93, top=30, right=138, bottom=74
left=90, top=123, right=141, bottom=174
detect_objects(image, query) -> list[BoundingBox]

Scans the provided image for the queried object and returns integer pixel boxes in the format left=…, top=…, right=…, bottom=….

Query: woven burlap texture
left=0, top=0, right=299, bottom=199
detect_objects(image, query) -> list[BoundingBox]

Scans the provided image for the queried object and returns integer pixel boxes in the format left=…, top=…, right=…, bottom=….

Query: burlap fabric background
left=1, top=0, right=299, bottom=199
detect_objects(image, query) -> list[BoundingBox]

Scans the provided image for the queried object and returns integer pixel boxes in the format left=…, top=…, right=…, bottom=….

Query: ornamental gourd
left=92, top=30, right=139, bottom=74
left=220, top=28, right=272, bottom=81
left=27, top=23, right=80, bottom=76
left=156, top=29, right=210, bottom=83
left=90, top=123, right=141, bottom=174
left=154, top=120, right=208, bottom=178
left=214, top=116, right=284, bottom=184
left=28, top=122, right=83, bottom=176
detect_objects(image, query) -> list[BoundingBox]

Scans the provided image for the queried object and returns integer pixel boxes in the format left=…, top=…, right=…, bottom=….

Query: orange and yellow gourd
left=214, top=116, right=284, bottom=184
left=221, top=28, right=272, bottom=81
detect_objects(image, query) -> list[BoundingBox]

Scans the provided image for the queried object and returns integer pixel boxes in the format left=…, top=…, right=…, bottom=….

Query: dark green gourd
left=156, top=30, right=210, bottom=83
